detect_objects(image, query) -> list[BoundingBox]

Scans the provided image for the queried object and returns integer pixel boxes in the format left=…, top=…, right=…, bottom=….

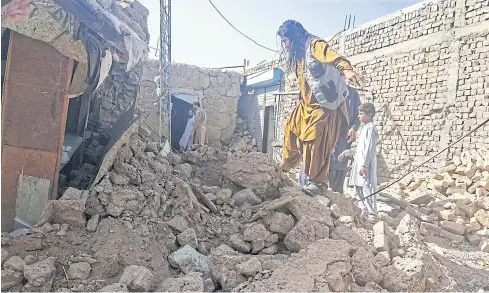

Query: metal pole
left=158, top=0, right=172, bottom=147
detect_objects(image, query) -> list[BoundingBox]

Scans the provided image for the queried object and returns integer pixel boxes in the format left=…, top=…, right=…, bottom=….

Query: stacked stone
left=395, top=149, right=489, bottom=252
left=464, top=0, right=489, bottom=25
left=344, top=0, right=455, bottom=56
left=453, top=32, right=489, bottom=154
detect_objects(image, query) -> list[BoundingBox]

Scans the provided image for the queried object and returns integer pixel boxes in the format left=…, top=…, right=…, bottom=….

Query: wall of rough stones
left=137, top=60, right=243, bottom=146
left=278, top=0, right=489, bottom=182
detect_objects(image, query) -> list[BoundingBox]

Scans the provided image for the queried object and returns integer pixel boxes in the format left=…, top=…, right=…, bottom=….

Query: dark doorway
left=1, top=29, right=11, bottom=96
left=171, top=95, right=193, bottom=150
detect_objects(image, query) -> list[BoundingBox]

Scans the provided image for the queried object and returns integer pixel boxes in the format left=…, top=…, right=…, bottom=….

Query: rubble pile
left=1, top=125, right=488, bottom=292
left=227, top=117, right=258, bottom=154
left=388, top=149, right=489, bottom=252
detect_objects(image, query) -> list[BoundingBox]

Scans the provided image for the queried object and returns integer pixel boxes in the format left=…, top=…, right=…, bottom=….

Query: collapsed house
left=1, top=0, right=150, bottom=232
left=1, top=0, right=488, bottom=292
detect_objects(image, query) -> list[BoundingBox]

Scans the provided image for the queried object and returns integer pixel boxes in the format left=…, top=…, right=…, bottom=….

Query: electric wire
left=359, top=117, right=489, bottom=202
left=208, top=0, right=278, bottom=53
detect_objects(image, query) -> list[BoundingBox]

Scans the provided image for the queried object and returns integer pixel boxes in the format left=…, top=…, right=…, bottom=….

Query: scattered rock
left=168, top=245, right=211, bottom=278
left=284, top=217, right=330, bottom=252
left=23, top=257, right=56, bottom=290
left=440, top=220, right=466, bottom=236
left=440, top=229, right=465, bottom=243
left=373, top=221, right=390, bottom=252
left=236, top=258, right=262, bottom=277
left=223, top=152, right=281, bottom=198
left=57, top=224, right=69, bottom=236
left=177, top=228, right=198, bottom=249
left=98, top=283, right=129, bottom=292
left=3, top=256, right=26, bottom=272
left=87, top=215, right=100, bottom=232
left=208, top=244, right=248, bottom=291
left=466, top=233, right=481, bottom=245
left=1, top=248, right=9, bottom=265
left=474, top=209, right=489, bottom=228
left=440, top=209, right=457, bottom=221
left=243, top=223, right=269, bottom=242
left=242, top=238, right=352, bottom=291
left=38, top=199, right=86, bottom=228
left=1, top=269, right=24, bottom=290
left=479, top=238, right=489, bottom=252
left=159, top=272, right=204, bottom=292
left=352, top=247, right=382, bottom=286
left=168, top=216, right=189, bottom=232
left=10, top=237, right=42, bottom=251
left=232, top=189, right=262, bottom=207
left=24, top=255, right=37, bottom=265
left=119, top=265, right=155, bottom=291
left=285, top=188, right=334, bottom=226
left=334, top=216, right=354, bottom=227
left=68, top=262, right=91, bottom=280
left=175, top=163, right=193, bottom=179
left=420, top=222, right=441, bottom=236
left=268, top=212, right=295, bottom=235
left=229, top=234, right=251, bottom=253
left=260, top=244, right=278, bottom=255
left=216, top=189, right=233, bottom=205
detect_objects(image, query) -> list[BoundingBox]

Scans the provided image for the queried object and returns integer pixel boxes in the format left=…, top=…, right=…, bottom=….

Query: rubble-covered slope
left=1, top=125, right=488, bottom=292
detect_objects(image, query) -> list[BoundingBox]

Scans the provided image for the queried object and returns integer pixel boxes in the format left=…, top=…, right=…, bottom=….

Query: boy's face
left=358, top=111, right=371, bottom=124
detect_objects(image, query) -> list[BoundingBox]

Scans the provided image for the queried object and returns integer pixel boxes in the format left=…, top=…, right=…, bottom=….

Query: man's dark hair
left=358, top=102, right=376, bottom=117
left=193, top=101, right=200, bottom=107
left=277, top=20, right=313, bottom=73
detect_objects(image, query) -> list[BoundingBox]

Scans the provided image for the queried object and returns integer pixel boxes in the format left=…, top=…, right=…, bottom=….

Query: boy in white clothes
left=339, top=102, right=378, bottom=220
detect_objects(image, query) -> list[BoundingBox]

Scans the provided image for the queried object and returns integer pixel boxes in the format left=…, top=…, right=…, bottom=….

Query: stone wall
left=89, top=0, right=150, bottom=135
left=137, top=60, right=243, bottom=146
left=278, top=0, right=489, bottom=182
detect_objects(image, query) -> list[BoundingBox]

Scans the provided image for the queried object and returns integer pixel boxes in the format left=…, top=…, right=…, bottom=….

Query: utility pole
left=158, top=0, right=172, bottom=146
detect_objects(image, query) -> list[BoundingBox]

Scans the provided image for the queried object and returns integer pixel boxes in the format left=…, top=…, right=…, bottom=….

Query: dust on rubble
left=1, top=123, right=488, bottom=292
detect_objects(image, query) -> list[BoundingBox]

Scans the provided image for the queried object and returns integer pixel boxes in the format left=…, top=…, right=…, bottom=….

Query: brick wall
left=279, top=0, right=489, bottom=183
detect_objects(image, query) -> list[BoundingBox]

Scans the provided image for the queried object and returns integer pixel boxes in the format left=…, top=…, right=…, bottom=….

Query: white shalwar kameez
left=179, top=115, right=195, bottom=150
left=343, top=121, right=378, bottom=216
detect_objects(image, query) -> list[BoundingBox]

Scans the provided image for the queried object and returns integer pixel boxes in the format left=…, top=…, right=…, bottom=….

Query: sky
left=139, top=0, right=424, bottom=69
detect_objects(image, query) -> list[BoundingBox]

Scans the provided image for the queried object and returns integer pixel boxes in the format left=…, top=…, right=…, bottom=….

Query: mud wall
left=279, top=0, right=489, bottom=182
left=138, top=60, right=243, bottom=146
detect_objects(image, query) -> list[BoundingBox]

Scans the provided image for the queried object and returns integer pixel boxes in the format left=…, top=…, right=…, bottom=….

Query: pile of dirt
left=2, top=125, right=488, bottom=292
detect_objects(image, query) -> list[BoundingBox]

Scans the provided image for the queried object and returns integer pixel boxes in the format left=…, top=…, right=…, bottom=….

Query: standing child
left=339, top=102, right=378, bottom=220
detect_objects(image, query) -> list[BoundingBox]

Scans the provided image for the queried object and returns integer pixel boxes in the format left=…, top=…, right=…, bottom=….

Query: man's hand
left=346, top=128, right=356, bottom=143
left=338, top=152, right=345, bottom=162
left=343, top=70, right=364, bottom=87
left=359, top=166, right=367, bottom=177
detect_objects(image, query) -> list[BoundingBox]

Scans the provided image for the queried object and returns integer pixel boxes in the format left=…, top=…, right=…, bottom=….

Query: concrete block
left=420, top=222, right=441, bottom=236
left=440, top=221, right=466, bottom=236
left=440, top=229, right=465, bottom=243
left=373, top=221, right=389, bottom=252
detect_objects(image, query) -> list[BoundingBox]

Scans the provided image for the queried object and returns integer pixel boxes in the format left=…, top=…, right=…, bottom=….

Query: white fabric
left=96, top=49, right=113, bottom=90
left=179, top=115, right=195, bottom=149
left=345, top=122, right=378, bottom=189
left=304, top=36, right=349, bottom=113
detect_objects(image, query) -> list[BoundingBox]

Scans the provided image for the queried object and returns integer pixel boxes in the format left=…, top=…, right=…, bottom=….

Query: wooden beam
left=53, top=0, right=128, bottom=55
